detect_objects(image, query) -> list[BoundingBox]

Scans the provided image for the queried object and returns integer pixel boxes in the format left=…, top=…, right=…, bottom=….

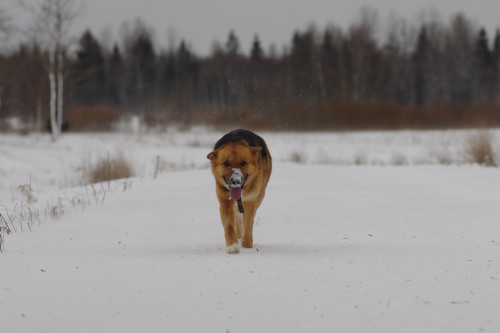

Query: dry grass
left=45, top=198, right=65, bottom=220
left=431, top=150, right=454, bottom=165
left=289, top=151, right=307, bottom=164
left=353, top=152, right=368, bottom=165
left=89, top=154, right=134, bottom=184
left=391, top=152, right=409, bottom=166
left=155, top=158, right=198, bottom=174
left=67, top=105, right=121, bottom=131
left=18, top=184, right=37, bottom=205
left=0, top=212, right=12, bottom=252
left=0, top=174, right=134, bottom=251
left=1, top=202, right=41, bottom=234
left=466, top=131, right=497, bottom=167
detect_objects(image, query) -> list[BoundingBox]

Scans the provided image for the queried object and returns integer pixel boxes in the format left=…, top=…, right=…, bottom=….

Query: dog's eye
left=240, top=161, right=247, bottom=167
left=223, top=161, right=230, bottom=167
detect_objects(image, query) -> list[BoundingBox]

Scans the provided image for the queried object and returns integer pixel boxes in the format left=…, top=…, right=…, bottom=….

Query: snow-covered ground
left=1, top=128, right=498, bottom=202
left=1, top=129, right=500, bottom=332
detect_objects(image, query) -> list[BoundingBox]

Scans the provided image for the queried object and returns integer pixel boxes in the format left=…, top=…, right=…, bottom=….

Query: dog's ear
left=207, top=151, right=217, bottom=161
left=251, top=147, right=262, bottom=155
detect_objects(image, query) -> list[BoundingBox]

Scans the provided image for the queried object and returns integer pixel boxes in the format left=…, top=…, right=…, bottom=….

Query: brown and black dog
left=207, top=129, right=272, bottom=254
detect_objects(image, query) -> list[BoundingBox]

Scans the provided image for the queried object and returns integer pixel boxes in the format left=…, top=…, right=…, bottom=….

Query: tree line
left=1, top=5, right=500, bottom=132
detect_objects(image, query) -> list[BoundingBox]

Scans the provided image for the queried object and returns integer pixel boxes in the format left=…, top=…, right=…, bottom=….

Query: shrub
left=18, top=184, right=37, bottom=205
left=466, top=131, right=497, bottom=166
left=89, top=154, right=134, bottom=184
left=289, top=151, right=307, bottom=164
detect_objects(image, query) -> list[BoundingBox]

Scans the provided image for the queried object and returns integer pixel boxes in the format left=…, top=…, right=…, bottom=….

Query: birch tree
left=22, top=0, right=83, bottom=140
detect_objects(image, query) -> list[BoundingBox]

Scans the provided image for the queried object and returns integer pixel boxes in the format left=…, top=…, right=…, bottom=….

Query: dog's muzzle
left=229, top=168, right=244, bottom=188
left=226, top=168, right=246, bottom=201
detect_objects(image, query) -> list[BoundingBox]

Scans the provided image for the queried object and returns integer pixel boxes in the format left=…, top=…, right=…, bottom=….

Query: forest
left=1, top=3, right=500, bottom=132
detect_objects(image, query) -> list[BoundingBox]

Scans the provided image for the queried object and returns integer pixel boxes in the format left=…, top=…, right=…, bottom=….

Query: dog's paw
left=226, top=243, right=240, bottom=254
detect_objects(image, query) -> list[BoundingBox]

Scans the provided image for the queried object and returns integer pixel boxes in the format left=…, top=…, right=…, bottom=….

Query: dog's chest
left=241, top=190, right=259, bottom=202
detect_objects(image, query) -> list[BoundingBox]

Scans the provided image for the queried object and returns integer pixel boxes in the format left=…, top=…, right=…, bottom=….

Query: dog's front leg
left=242, top=201, right=257, bottom=248
left=220, top=202, right=239, bottom=254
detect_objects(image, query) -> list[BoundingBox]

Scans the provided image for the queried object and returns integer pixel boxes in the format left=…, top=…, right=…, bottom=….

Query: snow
left=1, top=128, right=498, bottom=202
left=1, top=129, right=500, bottom=332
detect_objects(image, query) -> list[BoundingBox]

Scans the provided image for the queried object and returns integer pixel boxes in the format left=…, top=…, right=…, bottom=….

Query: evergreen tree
left=494, top=29, right=500, bottom=102
left=159, top=51, right=176, bottom=93
left=493, top=29, right=500, bottom=64
left=321, top=31, right=334, bottom=56
left=289, top=30, right=316, bottom=102
left=225, top=30, right=240, bottom=57
left=476, top=28, right=492, bottom=68
left=250, top=35, right=263, bottom=61
left=175, top=40, right=199, bottom=105
left=128, top=30, right=156, bottom=107
left=475, top=28, right=494, bottom=102
left=72, top=30, right=105, bottom=105
left=177, top=41, right=193, bottom=71
left=445, top=14, right=476, bottom=104
left=291, top=31, right=301, bottom=56
left=320, top=30, right=339, bottom=99
left=413, top=27, right=430, bottom=106
left=107, top=44, right=124, bottom=105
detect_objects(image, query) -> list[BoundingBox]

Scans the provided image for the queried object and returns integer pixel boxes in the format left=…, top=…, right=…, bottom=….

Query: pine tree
left=225, top=30, right=240, bottom=57
left=250, top=35, right=263, bottom=61
left=320, top=30, right=339, bottom=99
left=476, top=28, right=492, bottom=68
left=159, top=51, right=175, bottom=93
left=174, top=40, right=199, bottom=106
left=492, top=29, right=500, bottom=102
left=475, top=28, right=494, bottom=102
left=128, top=30, right=156, bottom=106
left=413, top=27, right=430, bottom=106
left=321, top=31, right=334, bottom=56
left=493, top=29, right=500, bottom=64
left=107, top=44, right=124, bottom=105
left=72, top=30, right=105, bottom=105
left=289, top=30, right=316, bottom=102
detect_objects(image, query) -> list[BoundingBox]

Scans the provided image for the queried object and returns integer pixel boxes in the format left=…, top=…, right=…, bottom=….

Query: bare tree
left=439, top=14, right=476, bottom=104
left=0, top=5, right=12, bottom=113
left=22, top=0, right=83, bottom=140
left=383, top=15, right=417, bottom=104
left=0, top=5, right=11, bottom=40
left=348, top=6, right=381, bottom=101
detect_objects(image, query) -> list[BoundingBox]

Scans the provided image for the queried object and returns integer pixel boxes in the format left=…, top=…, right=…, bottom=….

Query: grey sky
left=4, top=0, right=500, bottom=55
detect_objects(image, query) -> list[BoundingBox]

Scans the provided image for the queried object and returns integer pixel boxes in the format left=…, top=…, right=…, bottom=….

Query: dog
left=207, top=129, right=272, bottom=254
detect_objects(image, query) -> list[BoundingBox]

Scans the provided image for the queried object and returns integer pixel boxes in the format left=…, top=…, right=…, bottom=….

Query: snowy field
left=1, top=128, right=500, bottom=332
left=1, top=128, right=498, bottom=202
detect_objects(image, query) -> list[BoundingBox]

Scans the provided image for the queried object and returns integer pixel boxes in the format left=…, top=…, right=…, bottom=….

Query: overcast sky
left=4, top=0, right=500, bottom=55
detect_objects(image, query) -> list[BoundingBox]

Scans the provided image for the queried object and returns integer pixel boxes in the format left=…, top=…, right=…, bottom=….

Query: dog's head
left=207, top=142, right=262, bottom=201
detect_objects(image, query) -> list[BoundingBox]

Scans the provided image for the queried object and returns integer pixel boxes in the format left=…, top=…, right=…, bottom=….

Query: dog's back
left=214, top=129, right=271, bottom=160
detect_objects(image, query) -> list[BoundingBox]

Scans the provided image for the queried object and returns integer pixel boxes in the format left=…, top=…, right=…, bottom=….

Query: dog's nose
left=231, top=178, right=242, bottom=187
left=229, top=168, right=244, bottom=188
